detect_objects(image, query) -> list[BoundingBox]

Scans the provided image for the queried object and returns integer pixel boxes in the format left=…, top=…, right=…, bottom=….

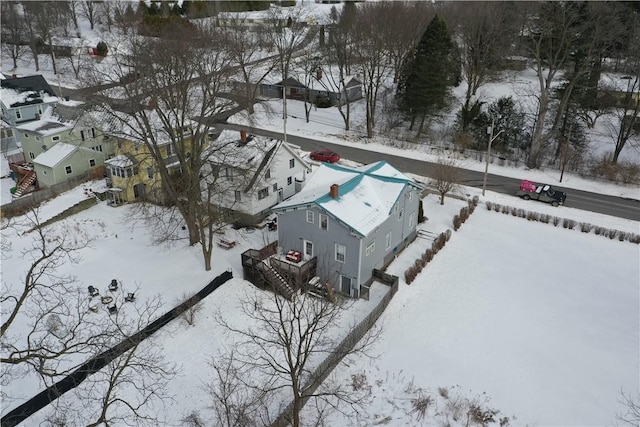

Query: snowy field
left=2, top=2, right=639, bottom=425
left=2, top=178, right=638, bottom=426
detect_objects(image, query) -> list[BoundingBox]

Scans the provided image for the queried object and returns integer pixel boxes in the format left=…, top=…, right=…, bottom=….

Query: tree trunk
left=527, top=90, right=550, bottom=169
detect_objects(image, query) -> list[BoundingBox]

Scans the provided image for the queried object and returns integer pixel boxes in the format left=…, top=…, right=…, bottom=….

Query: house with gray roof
left=1, top=75, right=59, bottom=125
left=272, top=161, right=424, bottom=298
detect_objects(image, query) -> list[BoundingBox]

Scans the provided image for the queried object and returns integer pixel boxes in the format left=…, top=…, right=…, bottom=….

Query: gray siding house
left=259, top=74, right=363, bottom=106
left=1, top=75, right=58, bottom=125
left=272, top=161, right=424, bottom=298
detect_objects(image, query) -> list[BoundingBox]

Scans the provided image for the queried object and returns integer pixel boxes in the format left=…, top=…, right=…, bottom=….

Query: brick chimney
left=240, top=129, right=247, bottom=143
left=330, top=183, right=339, bottom=199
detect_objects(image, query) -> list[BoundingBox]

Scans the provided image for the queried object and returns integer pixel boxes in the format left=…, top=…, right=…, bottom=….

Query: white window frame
left=80, top=130, right=86, bottom=141
left=366, top=240, right=375, bottom=256
left=319, top=213, right=328, bottom=231
left=385, top=231, right=392, bottom=249
left=16, top=109, right=22, bottom=119
left=258, top=187, right=269, bottom=200
left=409, top=212, right=415, bottom=226
left=335, top=244, right=346, bottom=263
left=52, top=135, right=60, bottom=142
left=89, top=158, right=96, bottom=167
left=306, top=210, right=314, bottom=223
left=409, top=190, right=413, bottom=201
left=65, top=165, right=73, bottom=175
left=287, top=176, right=292, bottom=185
left=29, top=152, right=35, bottom=159
left=289, top=159, right=295, bottom=168
left=234, top=190, right=241, bottom=202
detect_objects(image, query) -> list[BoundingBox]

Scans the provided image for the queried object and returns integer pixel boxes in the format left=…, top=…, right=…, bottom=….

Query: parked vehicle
left=516, top=180, right=567, bottom=206
left=310, top=149, right=340, bottom=163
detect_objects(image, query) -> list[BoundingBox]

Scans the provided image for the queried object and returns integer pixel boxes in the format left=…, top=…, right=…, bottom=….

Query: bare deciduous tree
left=616, top=388, right=640, bottom=427
left=215, top=289, right=378, bottom=427
left=454, top=2, right=512, bottom=107
left=216, top=16, right=277, bottom=116
left=264, top=3, right=315, bottom=143
left=430, top=157, right=461, bottom=205
left=352, top=2, right=394, bottom=139
left=1, top=2, right=27, bottom=71
left=86, top=25, right=242, bottom=270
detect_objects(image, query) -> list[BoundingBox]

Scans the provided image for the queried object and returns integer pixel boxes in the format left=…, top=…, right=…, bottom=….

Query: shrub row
left=404, top=197, right=479, bottom=285
left=485, top=202, right=640, bottom=244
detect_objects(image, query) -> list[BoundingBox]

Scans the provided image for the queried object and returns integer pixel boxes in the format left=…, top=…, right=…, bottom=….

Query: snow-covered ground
left=2, top=181, right=637, bottom=426
left=2, top=3, right=639, bottom=425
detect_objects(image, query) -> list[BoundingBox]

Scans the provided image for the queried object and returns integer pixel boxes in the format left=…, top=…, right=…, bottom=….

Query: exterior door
left=340, top=275, right=352, bottom=296
left=303, top=239, right=313, bottom=260
left=278, top=188, right=283, bottom=202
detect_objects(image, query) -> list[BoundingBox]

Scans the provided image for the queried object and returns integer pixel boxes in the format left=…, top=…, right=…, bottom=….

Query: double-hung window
left=335, top=244, right=346, bottom=263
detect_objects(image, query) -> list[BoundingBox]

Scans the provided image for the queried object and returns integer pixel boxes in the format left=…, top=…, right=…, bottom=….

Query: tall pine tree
left=397, top=15, right=456, bottom=136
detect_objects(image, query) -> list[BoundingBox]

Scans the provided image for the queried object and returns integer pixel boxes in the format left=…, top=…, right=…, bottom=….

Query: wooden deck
left=241, top=241, right=317, bottom=296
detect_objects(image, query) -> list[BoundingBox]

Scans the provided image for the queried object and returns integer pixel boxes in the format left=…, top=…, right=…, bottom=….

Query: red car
left=310, top=149, right=340, bottom=163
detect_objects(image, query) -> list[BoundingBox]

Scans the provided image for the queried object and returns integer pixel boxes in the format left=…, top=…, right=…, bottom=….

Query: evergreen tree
left=396, top=15, right=456, bottom=136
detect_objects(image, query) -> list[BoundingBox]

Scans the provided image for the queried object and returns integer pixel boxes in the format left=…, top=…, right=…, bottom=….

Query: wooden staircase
left=260, top=258, right=296, bottom=300
left=13, top=170, right=36, bottom=197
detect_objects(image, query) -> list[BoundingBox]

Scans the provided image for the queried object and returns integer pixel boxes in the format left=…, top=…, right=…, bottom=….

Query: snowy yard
left=2, top=180, right=638, bottom=425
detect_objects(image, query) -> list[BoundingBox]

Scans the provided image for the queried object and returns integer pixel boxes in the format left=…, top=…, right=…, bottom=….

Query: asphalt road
left=216, top=122, right=640, bottom=222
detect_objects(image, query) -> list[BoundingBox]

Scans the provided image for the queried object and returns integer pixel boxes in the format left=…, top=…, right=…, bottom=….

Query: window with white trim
left=147, top=167, right=154, bottom=179
left=306, top=210, right=314, bottom=223
left=258, top=187, right=269, bottom=200
left=16, top=110, right=22, bottom=119
left=29, top=152, right=35, bottom=159
left=408, top=190, right=413, bottom=201
left=366, top=240, right=375, bottom=256
left=319, top=213, right=328, bottom=230
left=272, top=183, right=278, bottom=192
left=385, top=231, right=392, bottom=249
left=235, top=190, right=241, bottom=202
left=89, top=159, right=96, bottom=167
left=287, top=176, right=292, bottom=185
left=409, top=212, right=414, bottom=226
left=80, top=130, right=86, bottom=141
left=65, top=165, right=72, bottom=175
left=289, top=159, right=295, bottom=168
left=52, top=135, right=60, bottom=142
left=335, top=244, right=346, bottom=263
left=23, top=133, right=29, bottom=139
left=90, top=128, right=96, bottom=138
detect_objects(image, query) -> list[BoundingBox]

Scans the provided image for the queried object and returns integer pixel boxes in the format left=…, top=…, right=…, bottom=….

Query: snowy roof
left=261, top=66, right=360, bottom=92
left=105, top=154, right=136, bottom=168
left=273, top=161, right=423, bottom=237
left=0, top=75, right=58, bottom=108
left=16, top=115, right=72, bottom=137
left=209, top=129, right=310, bottom=191
left=32, top=143, right=78, bottom=168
